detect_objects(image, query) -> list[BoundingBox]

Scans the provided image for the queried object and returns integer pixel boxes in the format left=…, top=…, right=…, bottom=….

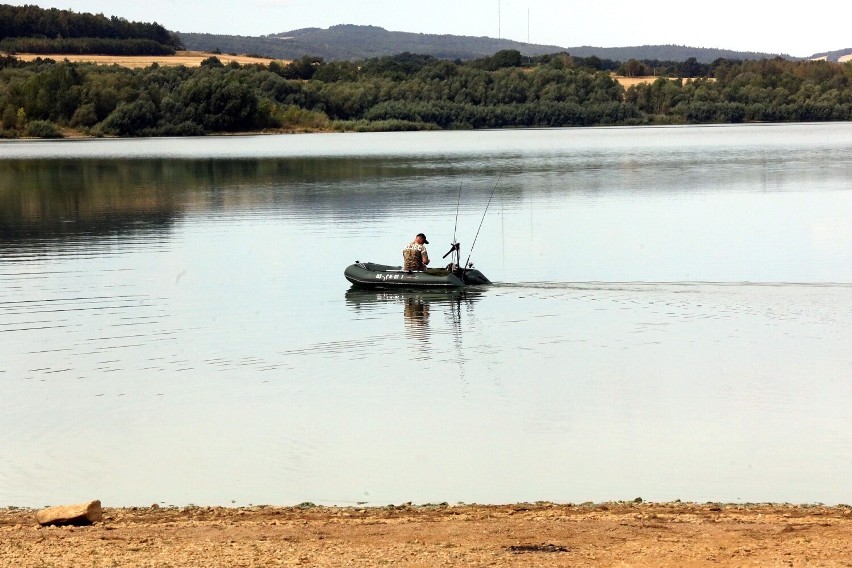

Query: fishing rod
left=462, top=174, right=502, bottom=277
left=452, top=181, right=462, bottom=244
left=443, top=181, right=464, bottom=268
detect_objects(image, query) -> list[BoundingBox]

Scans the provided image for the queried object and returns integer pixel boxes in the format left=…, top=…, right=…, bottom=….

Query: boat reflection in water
left=344, top=287, right=486, bottom=344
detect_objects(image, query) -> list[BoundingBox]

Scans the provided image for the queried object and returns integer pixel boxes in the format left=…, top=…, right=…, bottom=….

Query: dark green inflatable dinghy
left=344, top=261, right=490, bottom=290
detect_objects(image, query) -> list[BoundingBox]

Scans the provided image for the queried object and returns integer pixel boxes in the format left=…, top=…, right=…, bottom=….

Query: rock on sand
left=36, top=500, right=103, bottom=526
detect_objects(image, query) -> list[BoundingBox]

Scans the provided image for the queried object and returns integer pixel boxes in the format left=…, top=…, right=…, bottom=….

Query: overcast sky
left=7, top=0, right=850, bottom=57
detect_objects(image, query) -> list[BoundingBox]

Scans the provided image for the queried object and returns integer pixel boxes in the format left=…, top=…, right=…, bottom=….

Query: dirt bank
left=2, top=502, right=852, bottom=566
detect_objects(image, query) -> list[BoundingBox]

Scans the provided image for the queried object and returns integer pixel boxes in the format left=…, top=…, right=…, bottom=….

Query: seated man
left=402, top=233, right=430, bottom=271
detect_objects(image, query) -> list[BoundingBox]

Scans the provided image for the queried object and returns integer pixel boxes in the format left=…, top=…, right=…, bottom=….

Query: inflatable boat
left=344, top=261, right=490, bottom=290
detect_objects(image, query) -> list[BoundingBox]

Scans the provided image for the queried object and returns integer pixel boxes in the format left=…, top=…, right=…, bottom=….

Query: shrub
left=99, top=99, right=159, bottom=136
left=24, top=120, right=63, bottom=138
left=70, top=103, right=98, bottom=127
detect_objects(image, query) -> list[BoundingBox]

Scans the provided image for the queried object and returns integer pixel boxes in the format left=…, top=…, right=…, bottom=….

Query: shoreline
left=4, top=501, right=851, bottom=566
left=4, top=498, right=850, bottom=511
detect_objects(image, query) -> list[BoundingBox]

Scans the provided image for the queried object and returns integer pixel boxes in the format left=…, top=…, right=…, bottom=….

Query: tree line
left=0, top=4, right=182, bottom=55
left=1, top=50, right=850, bottom=138
left=0, top=37, right=177, bottom=56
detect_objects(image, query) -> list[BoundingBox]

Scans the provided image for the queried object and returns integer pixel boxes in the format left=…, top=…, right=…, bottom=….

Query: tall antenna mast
left=527, top=8, right=530, bottom=43
left=498, top=0, right=501, bottom=39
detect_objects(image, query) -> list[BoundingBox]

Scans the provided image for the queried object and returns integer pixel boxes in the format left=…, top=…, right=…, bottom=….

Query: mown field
left=10, top=50, right=284, bottom=68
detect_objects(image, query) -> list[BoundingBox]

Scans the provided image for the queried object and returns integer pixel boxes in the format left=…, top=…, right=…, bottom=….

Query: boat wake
left=489, top=280, right=852, bottom=292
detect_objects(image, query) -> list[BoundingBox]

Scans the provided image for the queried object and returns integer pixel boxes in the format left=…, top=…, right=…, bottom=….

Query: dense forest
left=1, top=49, right=850, bottom=138
left=0, top=4, right=182, bottom=55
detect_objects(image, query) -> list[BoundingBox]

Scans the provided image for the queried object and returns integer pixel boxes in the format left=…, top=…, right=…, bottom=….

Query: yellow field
left=612, top=75, right=713, bottom=87
left=613, top=75, right=659, bottom=87
left=8, top=50, right=286, bottom=68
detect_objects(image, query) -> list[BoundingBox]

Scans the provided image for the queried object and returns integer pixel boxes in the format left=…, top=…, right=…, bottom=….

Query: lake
left=1, top=123, right=851, bottom=507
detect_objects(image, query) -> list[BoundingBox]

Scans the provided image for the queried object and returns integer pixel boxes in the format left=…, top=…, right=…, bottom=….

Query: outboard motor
left=443, top=242, right=490, bottom=285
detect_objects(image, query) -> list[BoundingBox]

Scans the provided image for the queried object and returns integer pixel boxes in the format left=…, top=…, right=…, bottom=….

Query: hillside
left=810, top=48, right=852, bottom=62
left=179, top=24, right=787, bottom=64
left=2, top=3, right=847, bottom=64
left=181, top=24, right=563, bottom=61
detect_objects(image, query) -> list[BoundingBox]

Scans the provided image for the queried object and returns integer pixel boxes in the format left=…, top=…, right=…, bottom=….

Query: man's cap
left=417, top=233, right=429, bottom=244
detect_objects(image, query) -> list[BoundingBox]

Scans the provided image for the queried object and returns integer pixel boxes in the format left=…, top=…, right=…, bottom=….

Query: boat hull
left=344, top=262, right=489, bottom=289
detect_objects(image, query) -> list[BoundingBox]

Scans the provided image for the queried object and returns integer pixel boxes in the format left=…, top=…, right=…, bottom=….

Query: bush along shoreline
left=1, top=51, right=850, bottom=138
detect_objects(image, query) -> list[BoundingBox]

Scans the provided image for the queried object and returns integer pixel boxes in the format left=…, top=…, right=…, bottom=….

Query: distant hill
left=179, top=24, right=789, bottom=63
left=180, top=24, right=564, bottom=61
left=809, top=48, right=852, bottom=62
left=557, top=45, right=790, bottom=64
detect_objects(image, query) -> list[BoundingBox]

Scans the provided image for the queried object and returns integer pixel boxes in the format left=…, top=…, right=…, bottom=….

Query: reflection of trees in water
left=1, top=159, right=181, bottom=242
left=0, top=154, right=516, bottom=251
left=0, top=156, right=480, bottom=244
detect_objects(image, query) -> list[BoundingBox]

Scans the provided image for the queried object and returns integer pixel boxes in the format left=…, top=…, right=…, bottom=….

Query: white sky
left=6, top=0, right=850, bottom=57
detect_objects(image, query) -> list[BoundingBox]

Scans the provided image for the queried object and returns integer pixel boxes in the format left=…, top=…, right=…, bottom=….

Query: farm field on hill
left=9, top=50, right=283, bottom=68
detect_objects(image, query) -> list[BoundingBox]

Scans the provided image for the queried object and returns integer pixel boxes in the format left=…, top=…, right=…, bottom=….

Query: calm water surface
left=1, top=123, right=851, bottom=507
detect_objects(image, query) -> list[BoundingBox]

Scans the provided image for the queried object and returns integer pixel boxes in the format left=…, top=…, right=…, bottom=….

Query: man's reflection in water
left=403, top=296, right=431, bottom=342
left=344, top=288, right=484, bottom=360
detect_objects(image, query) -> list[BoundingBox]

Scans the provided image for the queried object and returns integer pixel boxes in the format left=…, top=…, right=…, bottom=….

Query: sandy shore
left=3, top=502, right=852, bottom=566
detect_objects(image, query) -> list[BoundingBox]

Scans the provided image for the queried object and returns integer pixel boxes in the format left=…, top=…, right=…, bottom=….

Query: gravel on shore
left=3, top=501, right=852, bottom=567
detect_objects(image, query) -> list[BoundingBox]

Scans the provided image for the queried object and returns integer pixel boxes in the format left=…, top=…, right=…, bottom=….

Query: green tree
left=200, top=56, right=224, bottom=69
left=176, top=73, right=261, bottom=131
left=15, top=107, right=27, bottom=129
left=313, top=61, right=359, bottom=82
left=1, top=105, right=17, bottom=129
left=620, top=59, right=647, bottom=77
left=278, top=56, right=322, bottom=80
left=99, top=96, right=159, bottom=135
left=69, top=102, right=98, bottom=127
